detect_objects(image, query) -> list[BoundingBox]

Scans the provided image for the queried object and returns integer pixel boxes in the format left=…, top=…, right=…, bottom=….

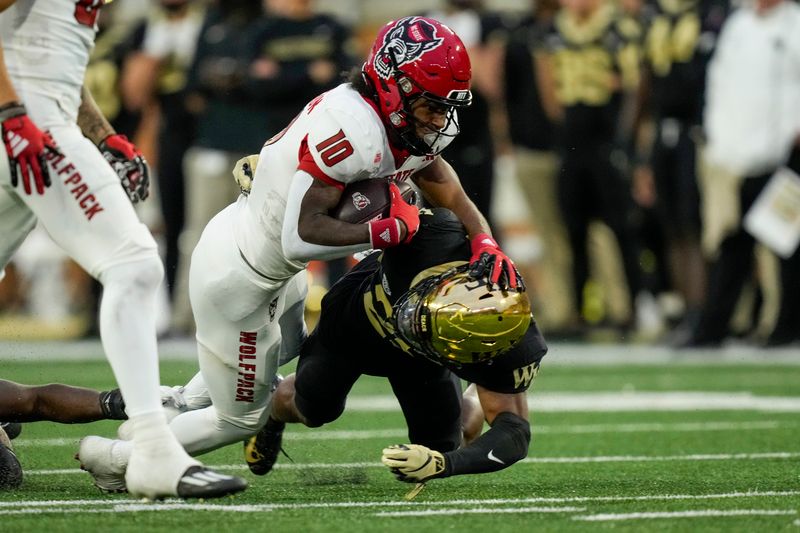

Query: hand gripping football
left=330, top=178, right=418, bottom=224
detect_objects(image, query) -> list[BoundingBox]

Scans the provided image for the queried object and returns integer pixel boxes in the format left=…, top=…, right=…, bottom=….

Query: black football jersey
left=315, top=208, right=548, bottom=394
left=543, top=4, right=641, bottom=146
left=643, top=0, right=729, bottom=121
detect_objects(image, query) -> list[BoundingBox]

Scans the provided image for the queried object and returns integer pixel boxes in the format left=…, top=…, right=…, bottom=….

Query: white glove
left=159, top=385, right=187, bottom=410
left=232, top=154, right=259, bottom=195
left=381, top=444, right=447, bottom=483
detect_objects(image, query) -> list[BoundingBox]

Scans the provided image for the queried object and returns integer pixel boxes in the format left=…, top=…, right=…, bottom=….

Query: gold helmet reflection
left=393, top=264, right=531, bottom=365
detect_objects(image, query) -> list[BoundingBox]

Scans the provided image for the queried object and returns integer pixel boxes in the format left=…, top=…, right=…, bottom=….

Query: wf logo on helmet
left=375, top=17, right=443, bottom=79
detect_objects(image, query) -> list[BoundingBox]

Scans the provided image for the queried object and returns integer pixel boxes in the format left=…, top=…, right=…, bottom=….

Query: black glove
left=99, top=133, right=150, bottom=204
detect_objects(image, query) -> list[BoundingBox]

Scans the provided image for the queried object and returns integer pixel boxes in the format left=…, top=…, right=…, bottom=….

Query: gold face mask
left=393, top=264, right=532, bottom=365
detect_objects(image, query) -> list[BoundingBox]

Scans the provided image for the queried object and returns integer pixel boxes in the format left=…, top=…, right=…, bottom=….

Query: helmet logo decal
left=351, top=192, right=371, bottom=211
left=375, top=17, right=444, bottom=79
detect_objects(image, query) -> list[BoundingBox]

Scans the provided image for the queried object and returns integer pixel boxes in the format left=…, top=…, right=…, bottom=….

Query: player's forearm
left=77, top=85, right=115, bottom=145
left=0, top=44, right=21, bottom=107
left=441, top=411, right=531, bottom=476
left=284, top=172, right=372, bottom=259
left=414, top=158, right=492, bottom=238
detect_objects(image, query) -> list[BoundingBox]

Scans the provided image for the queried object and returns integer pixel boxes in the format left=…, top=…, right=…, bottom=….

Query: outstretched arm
left=381, top=386, right=530, bottom=482
left=413, top=157, right=521, bottom=289
left=0, top=379, right=126, bottom=424
left=413, top=156, right=490, bottom=239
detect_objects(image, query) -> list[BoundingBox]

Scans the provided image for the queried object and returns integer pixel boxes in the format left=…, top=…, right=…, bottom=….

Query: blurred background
left=1, top=0, right=798, bottom=351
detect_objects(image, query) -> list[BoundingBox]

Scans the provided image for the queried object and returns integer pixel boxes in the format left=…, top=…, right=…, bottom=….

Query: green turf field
left=1, top=347, right=799, bottom=532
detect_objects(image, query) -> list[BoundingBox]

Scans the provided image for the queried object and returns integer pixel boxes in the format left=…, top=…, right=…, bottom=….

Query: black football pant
left=558, top=144, right=642, bottom=318
left=294, top=331, right=464, bottom=453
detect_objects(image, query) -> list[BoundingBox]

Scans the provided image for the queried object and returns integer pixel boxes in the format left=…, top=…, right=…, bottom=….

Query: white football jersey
left=234, top=83, right=452, bottom=281
left=0, top=0, right=102, bottom=118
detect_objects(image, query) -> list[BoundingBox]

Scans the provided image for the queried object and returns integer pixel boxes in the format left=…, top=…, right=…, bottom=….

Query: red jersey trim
left=297, top=135, right=345, bottom=190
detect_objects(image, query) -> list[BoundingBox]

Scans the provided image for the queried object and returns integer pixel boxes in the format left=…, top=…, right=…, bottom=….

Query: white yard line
left=343, top=392, right=800, bottom=412
left=375, top=506, right=585, bottom=517
left=1, top=492, right=799, bottom=515
left=21, top=452, right=800, bottom=477
left=16, top=419, right=797, bottom=449
left=574, top=509, right=798, bottom=522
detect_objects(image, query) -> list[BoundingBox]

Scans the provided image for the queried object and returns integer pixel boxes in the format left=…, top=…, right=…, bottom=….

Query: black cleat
left=244, top=417, right=286, bottom=476
left=0, top=428, right=22, bottom=490
left=175, top=466, right=247, bottom=499
left=0, top=422, right=22, bottom=440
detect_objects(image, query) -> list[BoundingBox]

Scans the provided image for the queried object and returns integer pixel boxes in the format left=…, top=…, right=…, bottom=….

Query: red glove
left=1, top=103, right=60, bottom=195
left=469, top=233, right=521, bottom=290
left=99, top=133, right=150, bottom=204
left=368, top=182, right=420, bottom=248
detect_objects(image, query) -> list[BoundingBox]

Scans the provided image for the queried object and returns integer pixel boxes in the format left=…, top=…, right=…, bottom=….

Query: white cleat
left=125, top=444, right=247, bottom=500
left=76, top=436, right=128, bottom=493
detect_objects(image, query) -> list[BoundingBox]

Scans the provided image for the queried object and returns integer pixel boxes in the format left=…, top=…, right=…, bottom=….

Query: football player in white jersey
left=77, top=16, right=521, bottom=487
left=0, top=0, right=246, bottom=499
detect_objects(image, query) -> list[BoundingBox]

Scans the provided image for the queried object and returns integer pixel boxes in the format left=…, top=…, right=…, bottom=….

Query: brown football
left=329, top=178, right=418, bottom=224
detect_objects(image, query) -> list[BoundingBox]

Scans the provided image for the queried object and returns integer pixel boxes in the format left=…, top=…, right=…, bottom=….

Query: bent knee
left=100, top=255, right=164, bottom=292
left=294, top=396, right=343, bottom=428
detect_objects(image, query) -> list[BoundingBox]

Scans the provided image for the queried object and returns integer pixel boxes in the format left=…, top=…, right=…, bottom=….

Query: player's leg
left=165, top=206, right=285, bottom=455
left=0, top=159, right=38, bottom=288
left=243, top=272, right=308, bottom=474
left=461, top=383, right=484, bottom=445
left=557, top=155, right=592, bottom=319
left=277, top=272, right=309, bottom=365
left=244, top=330, right=362, bottom=475
left=29, top=119, right=243, bottom=499
left=390, top=366, right=463, bottom=453
left=0, top=380, right=126, bottom=423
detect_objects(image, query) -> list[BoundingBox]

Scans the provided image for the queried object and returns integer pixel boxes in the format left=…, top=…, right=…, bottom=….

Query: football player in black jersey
left=537, top=0, right=644, bottom=329
left=244, top=208, right=547, bottom=484
left=634, top=0, right=729, bottom=340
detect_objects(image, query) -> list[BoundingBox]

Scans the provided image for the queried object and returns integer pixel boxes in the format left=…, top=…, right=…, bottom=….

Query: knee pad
left=101, top=255, right=164, bottom=294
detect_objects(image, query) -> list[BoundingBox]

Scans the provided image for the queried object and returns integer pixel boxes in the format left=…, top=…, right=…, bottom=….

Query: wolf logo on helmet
left=374, top=17, right=444, bottom=79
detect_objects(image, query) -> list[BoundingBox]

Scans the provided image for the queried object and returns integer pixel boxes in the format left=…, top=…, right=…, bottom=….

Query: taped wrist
left=443, top=411, right=531, bottom=476
left=99, top=389, right=128, bottom=420
left=368, top=218, right=402, bottom=248
left=0, top=102, right=25, bottom=121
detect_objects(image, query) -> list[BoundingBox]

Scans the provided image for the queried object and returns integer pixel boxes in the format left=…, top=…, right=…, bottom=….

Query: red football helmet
left=362, top=16, right=472, bottom=156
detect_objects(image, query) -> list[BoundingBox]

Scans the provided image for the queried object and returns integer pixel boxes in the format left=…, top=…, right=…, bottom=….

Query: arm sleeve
left=441, top=411, right=531, bottom=477
left=281, top=171, right=371, bottom=262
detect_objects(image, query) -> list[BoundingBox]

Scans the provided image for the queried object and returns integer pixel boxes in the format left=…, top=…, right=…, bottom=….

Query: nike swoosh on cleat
left=487, top=449, right=505, bottom=465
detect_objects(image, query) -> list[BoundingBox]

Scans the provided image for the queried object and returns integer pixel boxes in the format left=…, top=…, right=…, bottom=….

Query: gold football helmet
left=393, top=264, right=531, bottom=365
